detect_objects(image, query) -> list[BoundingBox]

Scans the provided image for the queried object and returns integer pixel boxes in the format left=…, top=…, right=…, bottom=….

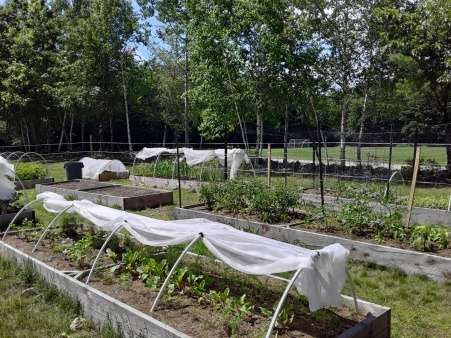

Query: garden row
left=198, top=180, right=450, bottom=254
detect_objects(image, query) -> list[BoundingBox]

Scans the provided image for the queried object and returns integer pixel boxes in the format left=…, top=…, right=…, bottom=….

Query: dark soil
left=49, top=180, right=111, bottom=190
left=46, top=180, right=166, bottom=197
left=87, top=185, right=163, bottom=197
left=2, top=233, right=367, bottom=338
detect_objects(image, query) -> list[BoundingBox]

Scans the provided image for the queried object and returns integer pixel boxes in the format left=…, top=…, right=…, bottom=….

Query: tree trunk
left=81, top=114, right=85, bottom=151
left=121, top=63, right=133, bottom=153
left=255, top=112, right=263, bottom=157
left=69, top=111, right=74, bottom=152
left=340, top=96, right=348, bottom=168
left=283, top=105, right=289, bottom=168
left=226, top=67, right=249, bottom=152
left=446, top=122, right=451, bottom=170
left=356, top=90, right=368, bottom=167
left=99, top=117, right=104, bottom=151
left=109, top=114, right=114, bottom=150
left=58, top=110, right=67, bottom=152
left=184, top=45, right=190, bottom=146
left=162, top=123, right=168, bottom=147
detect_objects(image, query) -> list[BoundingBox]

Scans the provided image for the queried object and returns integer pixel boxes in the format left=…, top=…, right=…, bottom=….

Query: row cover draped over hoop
left=36, top=192, right=349, bottom=312
left=80, top=157, right=128, bottom=180
left=134, top=147, right=250, bottom=179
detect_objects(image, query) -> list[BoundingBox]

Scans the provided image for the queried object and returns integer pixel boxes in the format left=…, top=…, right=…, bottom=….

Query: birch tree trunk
left=184, top=45, right=190, bottom=146
left=121, top=62, right=133, bottom=153
left=283, top=105, right=289, bottom=168
left=58, top=110, right=67, bottom=152
left=356, top=90, right=368, bottom=167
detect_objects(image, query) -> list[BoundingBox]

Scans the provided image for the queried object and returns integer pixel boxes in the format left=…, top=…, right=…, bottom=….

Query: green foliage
left=134, top=159, right=224, bottom=181
left=400, top=157, right=441, bottom=180
left=337, top=200, right=374, bottom=235
left=409, top=225, right=450, bottom=252
left=250, top=184, right=300, bottom=223
left=200, top=179, right=299, bottom=222
left=199, top=288, right=254, bottom=318
left=15, top=162, right=47, bottom=180
left=259, top=305, right=294, bottom=329
left=61, top=234, right=94, bottom=268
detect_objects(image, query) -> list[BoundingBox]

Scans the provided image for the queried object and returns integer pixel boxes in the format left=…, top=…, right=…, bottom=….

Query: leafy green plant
left=62, top=234, right=94, bottom=267
left=15, top=162, right=47, bottom=180
left=200, top=179, right=298, bottom=222
left=337, top=200, right=373, bottom=235
left=410, top=225, right=449, bottom=252
left=186, top=271, right=207, bottom=294
left=259, top=305, right=294, bottom=328
left=250, top=184, right=299, bottom=223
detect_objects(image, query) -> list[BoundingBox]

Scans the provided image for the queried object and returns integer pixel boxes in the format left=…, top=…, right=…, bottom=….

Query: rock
left=70, top=317, right=86, bottom=331
left=20, top=287, right=36, bottom=297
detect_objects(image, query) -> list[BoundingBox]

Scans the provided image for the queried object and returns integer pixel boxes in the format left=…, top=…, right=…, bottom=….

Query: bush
left=15, top=162, right=47, bottom=180
left=250, top=184, right=300, bottom=223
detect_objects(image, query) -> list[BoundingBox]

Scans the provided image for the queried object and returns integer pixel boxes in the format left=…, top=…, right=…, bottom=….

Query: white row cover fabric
left=135, top=147, right=191, bottom=160
left=37, top=192, right=349, bottom=311
left=80, top=157, right=128, bottom=180
left=0, top=156, right=16, bottom=200
left=135, top=148, right=250, bottom=179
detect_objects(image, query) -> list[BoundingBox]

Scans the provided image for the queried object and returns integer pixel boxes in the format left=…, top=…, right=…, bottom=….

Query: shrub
left=199, top=179, right=299, bottom=222
left=250, top=184, right=299, bottom=223
left=15, top=162, right=47, bottom=180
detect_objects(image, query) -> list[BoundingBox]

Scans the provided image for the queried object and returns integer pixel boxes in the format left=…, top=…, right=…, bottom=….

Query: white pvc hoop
left=385, top=170, right=406, bottom=198
left=86, top=221, right=126, bottom=284
left=32, top=204, right=74, bottom=253
left=150, top=234, right=202, bottom=312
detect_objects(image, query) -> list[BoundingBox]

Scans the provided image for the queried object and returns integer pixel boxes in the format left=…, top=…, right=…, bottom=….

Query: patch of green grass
left=265, top=146, right=447, bottom=166
left=0, top=256, right=121, bottom=338
left=343, top=261, right=451, bottom=338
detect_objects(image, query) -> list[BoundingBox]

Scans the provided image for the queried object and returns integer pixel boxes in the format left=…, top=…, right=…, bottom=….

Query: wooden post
left=267, top=143, right=271, bottom=186
left=405, top=146, right=421, bottom=227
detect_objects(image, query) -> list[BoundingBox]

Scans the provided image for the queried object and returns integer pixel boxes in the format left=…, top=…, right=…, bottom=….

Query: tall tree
left=378, top=0, right=451, bottom=168
left=150, top=0, right=191, bottom=144
left=0, top=0, right=60, bottom=148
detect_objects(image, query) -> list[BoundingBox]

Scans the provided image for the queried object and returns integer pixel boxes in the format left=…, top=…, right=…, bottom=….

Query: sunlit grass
left=264, top=146, right=447, bottom=166
left=343, top=262, right=451, bottom=338
left=0, top=257, right=121, bottom=338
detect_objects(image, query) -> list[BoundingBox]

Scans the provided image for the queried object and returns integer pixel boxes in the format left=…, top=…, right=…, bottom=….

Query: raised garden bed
left=0, top=209, right=35, bottom=230
left=300, top=193, right=451, bottom=227
left=0, top=227, right=390, bottom=338
left=14, top=177, right=54, bottom=190
left=174, top=205, right=451, bottom=282
left=35, top=180, right=173, bottom=210
left=130, top=175, right=206, bottom=192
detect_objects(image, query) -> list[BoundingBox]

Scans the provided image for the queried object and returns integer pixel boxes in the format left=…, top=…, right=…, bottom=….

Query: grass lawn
left=0, top=256, right=121, bottom=338
left=264, top=146, right=448, bottom=166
